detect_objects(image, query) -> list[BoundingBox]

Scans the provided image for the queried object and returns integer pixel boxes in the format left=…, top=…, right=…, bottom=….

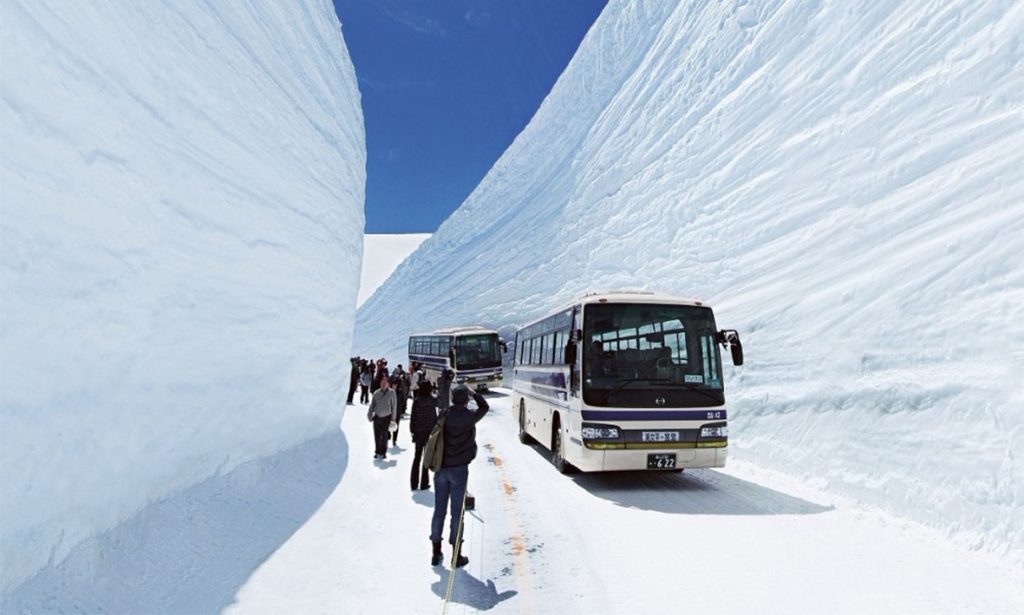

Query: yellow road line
left=485, top=445, right=537, bottom=615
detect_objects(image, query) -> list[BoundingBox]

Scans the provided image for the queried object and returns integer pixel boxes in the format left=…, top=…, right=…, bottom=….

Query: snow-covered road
left=229, top=390, right=1023, bottom=614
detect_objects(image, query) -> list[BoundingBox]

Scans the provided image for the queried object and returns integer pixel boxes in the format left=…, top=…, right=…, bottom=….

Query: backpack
left=423, top=410, right=449, bottom=472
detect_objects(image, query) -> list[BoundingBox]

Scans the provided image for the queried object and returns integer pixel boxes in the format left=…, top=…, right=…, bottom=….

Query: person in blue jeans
left=430, top=384, right=489, bottom=567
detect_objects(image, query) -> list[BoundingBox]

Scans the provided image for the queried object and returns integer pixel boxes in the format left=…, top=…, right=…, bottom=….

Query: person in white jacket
left=367, top=375, right=397, bottom=459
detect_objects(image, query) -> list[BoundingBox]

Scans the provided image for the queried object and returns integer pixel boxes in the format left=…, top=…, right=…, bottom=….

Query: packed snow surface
left=0, top=0, right=365, bottom=593
left=230, top=392, right=1024, bottom=614
left=355, top=0, right=1024, bottom=562
left=13, top=391, right=1022, bottom=612
left=357, top=233, right=430, bottom=307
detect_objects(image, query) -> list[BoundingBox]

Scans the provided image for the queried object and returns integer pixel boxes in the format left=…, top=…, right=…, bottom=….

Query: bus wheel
left=551, top=417, right=572, bottom=474
left=518, top=401, right=534, bottom=444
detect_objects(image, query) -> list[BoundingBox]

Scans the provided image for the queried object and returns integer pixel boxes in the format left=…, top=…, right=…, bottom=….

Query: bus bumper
left=458, top=375, right=504, bottom=390
left=572, top=445, right=727, bottom=472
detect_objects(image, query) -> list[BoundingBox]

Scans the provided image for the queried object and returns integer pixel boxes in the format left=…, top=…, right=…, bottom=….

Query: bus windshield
left=583, top=303, right=724, bottom=408
left=455, top=334, right=502, bottom=370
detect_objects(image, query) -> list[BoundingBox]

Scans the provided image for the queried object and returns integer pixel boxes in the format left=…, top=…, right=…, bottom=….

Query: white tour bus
left=408, top=326, right=506, bottom=390
left=512, top=290, right=743, bottom=473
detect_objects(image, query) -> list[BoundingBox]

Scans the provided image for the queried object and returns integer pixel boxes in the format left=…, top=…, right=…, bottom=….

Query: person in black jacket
left=436, top=368, right=454, bottom=411
left=346, top=357, right=360, bottom=405
left=408, top=381, right=438, bottom=491
left=430, top=384, right=489, bottom=567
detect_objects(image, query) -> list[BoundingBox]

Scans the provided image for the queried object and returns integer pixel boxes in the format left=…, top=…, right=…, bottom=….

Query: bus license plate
left=641, top=431, right=680, bottom=442
left=647, top=453, right=676, bottom=469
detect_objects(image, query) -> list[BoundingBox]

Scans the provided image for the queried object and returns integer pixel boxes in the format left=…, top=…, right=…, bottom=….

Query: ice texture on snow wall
left=0, top=1, right=365, bottom=591
left=355, top=0, right=1024, bottom=560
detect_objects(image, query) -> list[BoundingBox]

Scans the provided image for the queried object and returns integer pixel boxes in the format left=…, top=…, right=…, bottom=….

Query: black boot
left=431, top=541, right=443, bottom=566
left=452, top=544, right=469, bottom=568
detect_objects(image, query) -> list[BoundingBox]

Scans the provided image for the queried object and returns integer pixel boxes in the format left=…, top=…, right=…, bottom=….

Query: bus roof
left=515, top=290, right=709, bottom=332
left=579, top=289, right=706, bottom=306
left=409, top=326, right=498, bottom=338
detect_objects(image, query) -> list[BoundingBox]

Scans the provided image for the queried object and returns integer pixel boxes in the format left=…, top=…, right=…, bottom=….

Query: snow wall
left=0, top=1, right=365, bottom=592
left=355, top=0, right=1024, bottom=562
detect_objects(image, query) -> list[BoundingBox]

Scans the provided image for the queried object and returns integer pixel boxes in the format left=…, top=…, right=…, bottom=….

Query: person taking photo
left=430, top=384, right=489, bottom=567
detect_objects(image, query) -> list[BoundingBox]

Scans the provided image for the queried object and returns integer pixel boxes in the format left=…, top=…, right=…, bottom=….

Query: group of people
left=349, top=357, right=412, bottom=452
left=346, top=356, right=489, bottom=568
left=349, top=357, right=404, bottom=407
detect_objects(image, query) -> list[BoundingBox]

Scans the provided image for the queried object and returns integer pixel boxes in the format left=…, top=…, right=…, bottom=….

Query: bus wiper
left=604, top=377, right=668, bottom=400
left=661, top=382, right=723, bottom=404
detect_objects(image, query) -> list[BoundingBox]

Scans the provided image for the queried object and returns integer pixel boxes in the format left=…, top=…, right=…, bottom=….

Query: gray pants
left=430, top=464, right=468, bottom=544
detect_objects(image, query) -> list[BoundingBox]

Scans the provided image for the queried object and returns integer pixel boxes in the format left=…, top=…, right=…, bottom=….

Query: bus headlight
left=582, top=424, right=620, bottom=440
left=700, top=425, right=728, bottom=439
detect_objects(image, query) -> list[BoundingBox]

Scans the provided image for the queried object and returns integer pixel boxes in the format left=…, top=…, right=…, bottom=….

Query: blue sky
left=332, top=0, right=607, bottom=233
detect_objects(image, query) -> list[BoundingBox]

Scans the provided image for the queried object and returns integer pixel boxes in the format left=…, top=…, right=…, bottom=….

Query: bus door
left=570, top=305, right=581, bottom=397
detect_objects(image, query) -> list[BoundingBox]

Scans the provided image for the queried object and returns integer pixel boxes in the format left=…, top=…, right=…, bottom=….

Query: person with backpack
left=429, top=384, right=489, bottom=567
left=367, top=374, right=397, bottom=459
left=408, top=380, right=438, bottom=491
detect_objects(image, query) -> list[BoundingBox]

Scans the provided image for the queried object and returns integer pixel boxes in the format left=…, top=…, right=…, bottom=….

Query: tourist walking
left=358, top=364, right=372, bottom=404
left=390, top=376, right=403, bottom=447
left=409, top=381, right=438, bottom=491
left=436, top=368, right=454, bottom=411
left=393, top=364, right=410, bottom=417
left=347, top=357, right=360, bottom=405
left=367, top=375, right=397, bottom=459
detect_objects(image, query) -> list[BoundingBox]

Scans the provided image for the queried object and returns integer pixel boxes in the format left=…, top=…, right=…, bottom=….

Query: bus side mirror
left=718, top=330, right=744, bottom=366
left=500, top=341, right=508, bottom=353
left=565, top=340, right=577, bottom=365
left=730, top=340, right=743, bottom=366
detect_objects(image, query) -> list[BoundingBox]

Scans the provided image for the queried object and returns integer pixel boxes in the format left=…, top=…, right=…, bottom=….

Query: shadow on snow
left=519, top=441, right=830, bottom=515
left=411, top=490, right=434, bottom=508
left=3, top=428, right=348, bottom=613
left=431, top=567, right=517, bottom=611
left=571, top=467, right=832, bottom=515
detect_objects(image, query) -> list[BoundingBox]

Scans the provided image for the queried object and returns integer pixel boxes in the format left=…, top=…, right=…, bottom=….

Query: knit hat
left=451, top=384, right=471, bottom=406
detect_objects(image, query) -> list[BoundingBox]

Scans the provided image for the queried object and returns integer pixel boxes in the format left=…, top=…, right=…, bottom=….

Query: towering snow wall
left=0, top=1, right=365, bottom=591
left=355, top=0, right=1024, bottom=560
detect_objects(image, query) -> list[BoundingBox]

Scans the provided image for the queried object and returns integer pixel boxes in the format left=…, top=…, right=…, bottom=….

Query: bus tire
left=518, top=401, right=534, bottom=444
left=551, top=416, right=572, bottom=474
